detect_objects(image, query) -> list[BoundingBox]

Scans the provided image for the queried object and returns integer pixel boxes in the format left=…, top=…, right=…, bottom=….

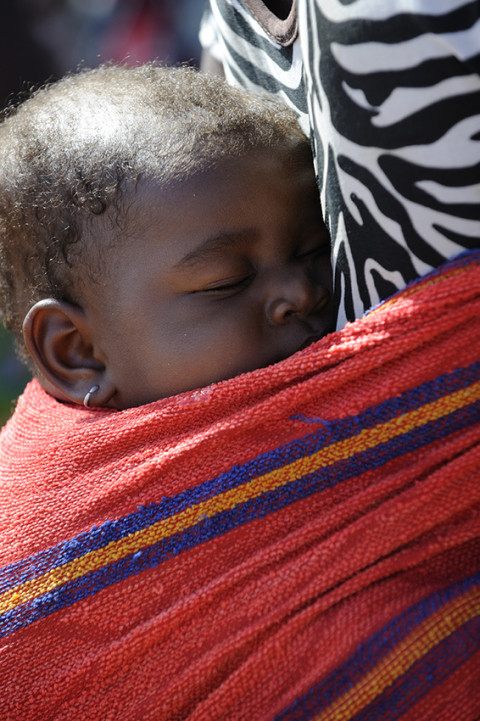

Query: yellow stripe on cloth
left=313, top=585, right=480, bottom=721
left=2, top=380, right=479, bottom=616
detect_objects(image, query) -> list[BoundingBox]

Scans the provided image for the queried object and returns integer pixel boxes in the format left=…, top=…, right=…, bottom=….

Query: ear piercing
left=83, top=384, right=100, bottom=408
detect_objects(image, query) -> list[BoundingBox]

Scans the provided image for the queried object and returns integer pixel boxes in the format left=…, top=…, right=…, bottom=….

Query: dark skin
left=23, top=145, right=333, bottom=409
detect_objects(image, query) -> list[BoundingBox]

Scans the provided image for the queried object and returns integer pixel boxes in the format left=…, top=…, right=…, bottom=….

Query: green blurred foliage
left=0, top=325, right=31, bottom=427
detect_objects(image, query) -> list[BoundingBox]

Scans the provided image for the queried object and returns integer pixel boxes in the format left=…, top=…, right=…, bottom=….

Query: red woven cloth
left=0, top=252, right=479, bottom=720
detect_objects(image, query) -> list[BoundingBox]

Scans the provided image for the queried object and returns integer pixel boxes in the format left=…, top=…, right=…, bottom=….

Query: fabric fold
left=0, top=251, right=479, bottom=720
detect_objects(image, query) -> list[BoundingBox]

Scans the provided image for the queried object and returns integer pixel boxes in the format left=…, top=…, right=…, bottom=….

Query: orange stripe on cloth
left=313, top=585, right=480, bottom=721
left=2, top=377, right=479, bottom=617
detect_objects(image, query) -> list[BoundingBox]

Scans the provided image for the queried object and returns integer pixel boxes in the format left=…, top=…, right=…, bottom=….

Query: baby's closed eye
left=192, top=273, right=255, bottom=296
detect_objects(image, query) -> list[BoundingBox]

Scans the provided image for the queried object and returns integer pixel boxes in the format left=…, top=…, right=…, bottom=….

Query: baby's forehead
left=123, top=148, right=315, bottom=240
left=81, top=140, right=316, bottom=275
left=135, top=143, right=309, bottom=206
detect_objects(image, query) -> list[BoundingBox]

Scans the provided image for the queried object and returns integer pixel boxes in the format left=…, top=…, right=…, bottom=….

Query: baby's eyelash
left=195, top=275, right=254, bottom=295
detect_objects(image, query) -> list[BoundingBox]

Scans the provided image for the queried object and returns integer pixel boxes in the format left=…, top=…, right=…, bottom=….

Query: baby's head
left=0, top=63, right=333, bottom=409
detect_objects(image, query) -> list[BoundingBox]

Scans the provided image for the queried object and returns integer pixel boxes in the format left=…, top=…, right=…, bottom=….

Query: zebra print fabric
left=200, top=0, right=480, bottom=326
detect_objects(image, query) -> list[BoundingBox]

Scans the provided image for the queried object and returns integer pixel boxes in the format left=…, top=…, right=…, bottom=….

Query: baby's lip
left=297, top=329, right=332, bottom=352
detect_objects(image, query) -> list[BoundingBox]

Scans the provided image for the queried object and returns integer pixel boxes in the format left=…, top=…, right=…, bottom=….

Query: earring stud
left=83, top=384, right=100, bottom=408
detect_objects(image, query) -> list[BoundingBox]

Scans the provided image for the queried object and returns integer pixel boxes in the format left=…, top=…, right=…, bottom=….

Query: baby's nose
left=264, top=268, right=329, bottom=326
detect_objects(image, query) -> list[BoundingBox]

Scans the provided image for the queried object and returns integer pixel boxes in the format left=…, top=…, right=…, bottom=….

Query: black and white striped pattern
left=200, top=1, right=309, bottom=129
left=201, top=0, right=480, bottom=326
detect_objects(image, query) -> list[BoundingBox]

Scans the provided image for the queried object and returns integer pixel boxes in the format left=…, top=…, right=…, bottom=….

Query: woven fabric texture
left=0, top=252, right=479, bottom=720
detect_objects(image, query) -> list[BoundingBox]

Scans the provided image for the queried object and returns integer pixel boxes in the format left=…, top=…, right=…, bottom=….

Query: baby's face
left=84, top=147, right=333, bottom=408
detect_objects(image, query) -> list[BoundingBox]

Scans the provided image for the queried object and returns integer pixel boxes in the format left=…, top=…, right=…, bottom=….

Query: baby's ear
left=23, top=298, right=115, bottom=407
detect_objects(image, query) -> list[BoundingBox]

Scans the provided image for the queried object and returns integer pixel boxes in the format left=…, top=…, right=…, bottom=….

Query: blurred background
left=0, top=0, right=206, bottom=424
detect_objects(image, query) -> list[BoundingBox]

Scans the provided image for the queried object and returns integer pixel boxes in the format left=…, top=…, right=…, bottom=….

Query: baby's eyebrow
left=173, top=230, right=254, bottom=270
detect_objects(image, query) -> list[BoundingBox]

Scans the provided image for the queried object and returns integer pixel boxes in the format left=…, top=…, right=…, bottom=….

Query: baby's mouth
left=267, top=326, right=335, bottom=369
left=297, top=330, right=331, bottom=353
left=297, top=337, right=319, bottom=352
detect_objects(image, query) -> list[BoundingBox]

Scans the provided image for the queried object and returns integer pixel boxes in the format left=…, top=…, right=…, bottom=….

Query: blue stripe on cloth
left=273, top=573, right=480, bottom=721
left=1, top=388, right=478, bottom=637
left=1, top=362, right=477, bottom=598
left=350, top=617, right=480, bottom=721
